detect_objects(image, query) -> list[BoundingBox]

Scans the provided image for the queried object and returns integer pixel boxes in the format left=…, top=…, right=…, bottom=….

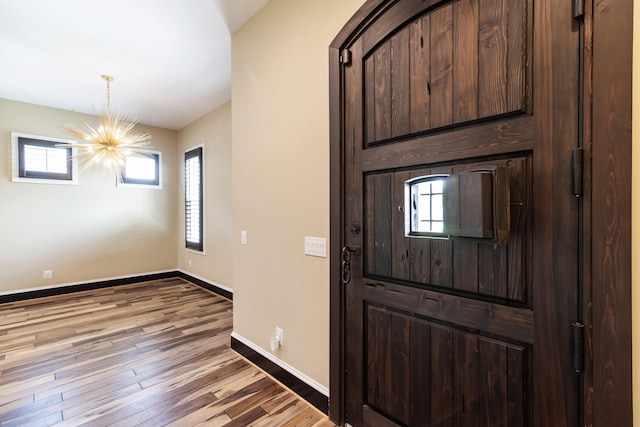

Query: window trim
left=185, top=146, right=204, bottom=252
left=117, top=149, right=162, bottom=189
left=11, top=132, right=78, bottom=185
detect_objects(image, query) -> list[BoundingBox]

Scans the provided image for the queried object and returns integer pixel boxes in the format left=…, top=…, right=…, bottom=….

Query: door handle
left=341, top=246, right=360, bottom=285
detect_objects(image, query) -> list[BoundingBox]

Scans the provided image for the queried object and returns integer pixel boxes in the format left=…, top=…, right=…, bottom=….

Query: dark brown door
left=333, top=0, right=581, bottom=425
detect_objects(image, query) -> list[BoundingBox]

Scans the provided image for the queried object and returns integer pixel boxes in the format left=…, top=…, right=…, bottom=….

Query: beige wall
left=0, top=98, right=178, bottom=292
left=231, top=0, right=365, bottom=389
left=177, top=102, right=233, bottom=289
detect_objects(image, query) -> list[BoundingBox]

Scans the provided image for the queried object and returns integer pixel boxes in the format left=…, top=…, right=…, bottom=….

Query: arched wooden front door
left=330, top=0, right=583, bottom=425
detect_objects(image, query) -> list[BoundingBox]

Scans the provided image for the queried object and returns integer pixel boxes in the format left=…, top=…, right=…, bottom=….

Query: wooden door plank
left=409, top=16, right=431, bottom=133
left=454, top=333, right=480, bottom=427
left=365, top=55, right=376, bottom=145
left=391, top=171, right=411, bottom=280
left=453, top=240, right=479, bottom=293
left=507, top=0, right=526, bottom=112
left=430, top=4, right=454, bottom=128
left=374, top=40, right=392, bottom=141
left=370, top=173, right=393, bottom=277
left=430, top=326, right=454, bottom=426
left=478, top=0, right=508, bottom=118
left=430, top=239, right=453, bottom=287
left=390, top=314, right=411, bottom=425
left=391, top=26, right=410, bottom=137
left=507, top=345, right=526, bottom=426
left=478, top=338, right=509, bottom=426
left=366, top=307, right=392, bottom=415
left=507, top=156, right=530, bottom=303
left=410, top=320, right=431, bottom=426
left=453, top=0, right=479, bottom=123
left=478, top=243, right=507, bottom=298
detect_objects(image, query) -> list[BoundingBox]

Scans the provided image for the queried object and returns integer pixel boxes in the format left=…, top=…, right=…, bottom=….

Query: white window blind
left=11, top=133, right=77, bottom=184
left=185, top=148, right=203, bottom=251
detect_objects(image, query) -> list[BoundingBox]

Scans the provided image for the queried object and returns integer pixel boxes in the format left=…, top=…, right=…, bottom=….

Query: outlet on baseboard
left=43, top=270, right=52, bottom=279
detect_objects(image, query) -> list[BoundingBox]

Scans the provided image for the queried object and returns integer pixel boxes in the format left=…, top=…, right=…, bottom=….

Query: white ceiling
left=0, top=0, right=270, bottom=130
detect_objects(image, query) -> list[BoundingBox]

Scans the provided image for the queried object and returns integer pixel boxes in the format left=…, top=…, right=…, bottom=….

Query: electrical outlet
left=241, top=230, right=247, bottom=246
left=43, top=270, right=52, bottom=279
left=188, top=259, right=192, bottom=268
left=275, top=327, right=284, bottom=346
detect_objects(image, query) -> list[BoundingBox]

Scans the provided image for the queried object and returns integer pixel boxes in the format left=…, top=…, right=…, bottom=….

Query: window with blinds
left=11, top=132, right=78, bottom=185
left=185, top=147, right=203, bottom=251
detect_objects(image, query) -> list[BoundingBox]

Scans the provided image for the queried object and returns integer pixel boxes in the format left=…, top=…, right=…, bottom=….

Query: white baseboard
left=230, top=331, right=329, bottom=397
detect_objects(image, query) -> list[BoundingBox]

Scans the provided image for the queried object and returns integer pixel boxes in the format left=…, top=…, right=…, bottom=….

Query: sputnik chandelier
left=60, top=74, right=152, bottom=176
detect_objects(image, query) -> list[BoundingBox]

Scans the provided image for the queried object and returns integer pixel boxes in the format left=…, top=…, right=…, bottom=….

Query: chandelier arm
left=61, top=74, right=152, bottom=177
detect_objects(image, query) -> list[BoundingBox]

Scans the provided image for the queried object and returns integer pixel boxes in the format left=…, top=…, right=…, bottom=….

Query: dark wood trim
left=590, top=0, right=633, bottom=425
left=363, top=405, right=402, bottom=427
left=580, top=0, right=594, bottom=425
left=185, top=147, right=204, bottom=252
left=0, top=271, right=178, bottom=304
left=364, top=280, right=533, bottom=343
left=176, top=272, right=233, bottom=301
left=330, top=0, right=387, bottom=49
left=328, top=43, right=345, bottom=423
left=361, top=115, right=534, bottom=172
left=230, top=336, right=329, bottom=415
left=0, top=271, right=233, bottom=304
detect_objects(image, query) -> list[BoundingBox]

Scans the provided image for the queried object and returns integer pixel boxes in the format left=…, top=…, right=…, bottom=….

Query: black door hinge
left=572, top=322, right=585, bottom=373
left=572, top=148, right=584, bottom=197
left=573, top=0, right=585, bottom=19
left=340, top=49, right=352, bottom=66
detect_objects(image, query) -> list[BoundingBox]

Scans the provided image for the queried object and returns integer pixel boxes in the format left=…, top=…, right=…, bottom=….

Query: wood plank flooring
left=0, top=278, right=334, bottom=426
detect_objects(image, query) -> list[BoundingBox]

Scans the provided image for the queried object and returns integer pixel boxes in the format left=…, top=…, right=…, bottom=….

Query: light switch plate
left=304, top=237, right=326, bottom=258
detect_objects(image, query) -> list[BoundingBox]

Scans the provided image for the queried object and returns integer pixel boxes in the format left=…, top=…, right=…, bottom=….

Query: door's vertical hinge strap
left=340, top=49, right=352, bottom=66
left=572, top=322, right=585, bottom=373
left=572, top=148, right=584, bottom=197
left=573, top=0, right=585, bottom=19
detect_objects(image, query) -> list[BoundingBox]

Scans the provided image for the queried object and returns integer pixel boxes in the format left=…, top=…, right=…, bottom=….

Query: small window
left=405, top=175, right=448, bottom=237
left=118, top=150, right=162, bottom=188
left=11, top=132, right=78, bottom=185
left=185, top=147, right=203, bottom=252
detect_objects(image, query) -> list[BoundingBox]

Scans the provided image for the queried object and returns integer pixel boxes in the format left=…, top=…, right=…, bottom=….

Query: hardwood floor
left=0, top=278, right=334, bottom=426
